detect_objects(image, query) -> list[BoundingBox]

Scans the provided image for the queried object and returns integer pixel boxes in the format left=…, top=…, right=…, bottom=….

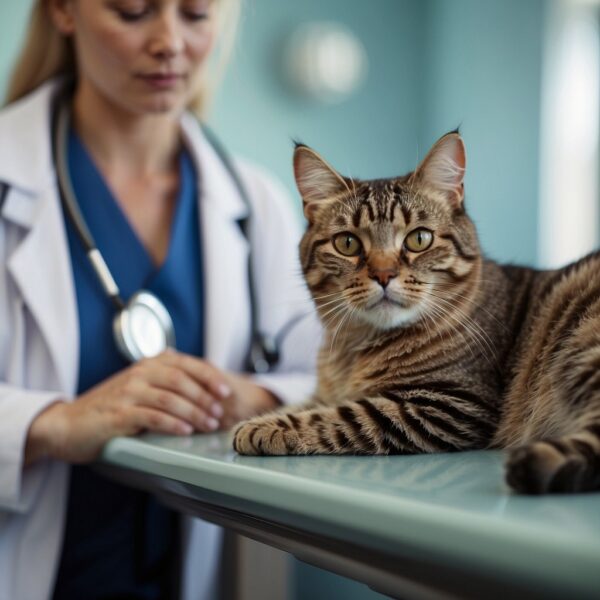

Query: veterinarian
left=0, top=0, right=318, bottom=598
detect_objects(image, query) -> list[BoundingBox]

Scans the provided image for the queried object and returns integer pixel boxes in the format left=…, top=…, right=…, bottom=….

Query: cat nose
left=369, top=269, right=398, bottom=288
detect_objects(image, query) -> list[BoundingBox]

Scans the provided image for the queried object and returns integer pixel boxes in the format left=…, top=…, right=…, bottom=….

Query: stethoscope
left=53, top=99, right=281, bottom=372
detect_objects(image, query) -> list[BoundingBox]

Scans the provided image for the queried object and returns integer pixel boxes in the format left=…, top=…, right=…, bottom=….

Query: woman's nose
left=148, top=12, right=184, bottom=58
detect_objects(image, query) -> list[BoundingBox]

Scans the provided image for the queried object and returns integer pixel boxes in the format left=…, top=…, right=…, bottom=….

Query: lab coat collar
left=0, top=80, right=57, bottom=198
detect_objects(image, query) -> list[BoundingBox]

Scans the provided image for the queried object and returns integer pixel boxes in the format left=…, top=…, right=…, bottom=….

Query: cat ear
left=293, top=144, right=352, bottom=223
left=410, top=131, right=466, bottom=208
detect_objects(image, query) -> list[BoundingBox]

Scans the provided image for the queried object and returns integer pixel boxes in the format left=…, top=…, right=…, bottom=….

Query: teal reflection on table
left=111, top=431, right=600, bottom=549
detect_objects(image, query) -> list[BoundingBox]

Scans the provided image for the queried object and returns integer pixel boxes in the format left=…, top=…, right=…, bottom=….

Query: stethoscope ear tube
left=200, top=125, right=282, bottom=373
left=55, top=104, right=123, bottom=309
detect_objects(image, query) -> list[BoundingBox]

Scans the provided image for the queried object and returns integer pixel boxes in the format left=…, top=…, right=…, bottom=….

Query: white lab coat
left=0, top=81, right=319, bottom=600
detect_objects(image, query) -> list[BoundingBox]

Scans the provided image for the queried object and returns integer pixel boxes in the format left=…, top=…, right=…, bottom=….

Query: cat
left=233, top=130, right=600, bottom=495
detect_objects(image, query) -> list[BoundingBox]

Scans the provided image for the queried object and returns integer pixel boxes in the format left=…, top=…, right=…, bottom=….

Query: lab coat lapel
left=5, top=185, right=79, bottom=395
left=199, top=199, right=251, bottom=370
left=0, top=81, right=78, bottom=394
left=181, top=114, right=251, bottom=370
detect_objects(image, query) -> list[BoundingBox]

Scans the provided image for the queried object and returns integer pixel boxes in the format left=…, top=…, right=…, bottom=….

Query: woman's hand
left=25, top=350, right=231, bottom=465
left=217, top=372, right=281, bottom=430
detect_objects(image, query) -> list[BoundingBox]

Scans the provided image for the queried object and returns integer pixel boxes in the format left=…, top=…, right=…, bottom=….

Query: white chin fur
left=359, top=302, right=422, bottom=330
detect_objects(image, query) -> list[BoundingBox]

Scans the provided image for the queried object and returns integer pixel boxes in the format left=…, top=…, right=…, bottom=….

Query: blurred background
left=1, top=0, right=598, bottom=598
left=2, top=0, right=599, bottom=272
left=211, top=0, right=599, bottom=270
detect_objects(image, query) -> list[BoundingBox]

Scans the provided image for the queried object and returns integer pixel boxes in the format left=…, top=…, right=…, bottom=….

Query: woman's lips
left=138, top=73, right=183, bottom=89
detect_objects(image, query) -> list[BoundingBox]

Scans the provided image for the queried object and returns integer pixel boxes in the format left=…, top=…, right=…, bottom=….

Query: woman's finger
left=144, top=365, right=224, bottom=419
left=142, top=387, right=220, bottom=432
left=159, top=352, right=233, bottom=401
left=128, top=406, right=196, bottom=436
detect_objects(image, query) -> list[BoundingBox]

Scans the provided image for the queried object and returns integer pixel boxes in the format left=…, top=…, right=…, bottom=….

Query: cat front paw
left=506, top=441, right=581, bottom=494
left=233, top=416, right=299, bottom=456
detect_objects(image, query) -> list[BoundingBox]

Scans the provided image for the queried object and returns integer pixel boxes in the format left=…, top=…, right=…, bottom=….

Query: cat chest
left=317, top=353, right=378, bottom=404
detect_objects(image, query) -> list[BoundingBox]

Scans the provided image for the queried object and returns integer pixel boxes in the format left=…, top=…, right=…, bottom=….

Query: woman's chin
left=140, top=94, right=185, bottom=115
left=120, top=87, right=188, bottom=116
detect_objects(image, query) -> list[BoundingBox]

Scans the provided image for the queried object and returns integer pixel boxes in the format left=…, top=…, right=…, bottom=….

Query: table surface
left=102, top=432, right=600, bottom=598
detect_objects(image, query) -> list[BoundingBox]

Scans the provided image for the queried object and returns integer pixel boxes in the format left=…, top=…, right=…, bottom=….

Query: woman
left=0, top=1, right=318, bottom=598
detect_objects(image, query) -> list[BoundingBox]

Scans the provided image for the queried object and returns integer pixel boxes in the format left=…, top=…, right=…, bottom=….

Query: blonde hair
left=4, top=0, right=241, bottom=117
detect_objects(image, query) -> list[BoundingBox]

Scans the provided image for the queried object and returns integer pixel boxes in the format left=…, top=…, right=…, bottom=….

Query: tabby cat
left=233, top=131, right=600, bottom=494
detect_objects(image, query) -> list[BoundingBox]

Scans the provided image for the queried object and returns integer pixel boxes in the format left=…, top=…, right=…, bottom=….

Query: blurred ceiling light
left=284, top=22, right=368, bottom=104
left=538, top=0, right=600, bottom=268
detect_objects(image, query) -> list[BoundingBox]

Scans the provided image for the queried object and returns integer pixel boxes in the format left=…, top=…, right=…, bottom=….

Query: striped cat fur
left=233, top=131, right=600, bottom=494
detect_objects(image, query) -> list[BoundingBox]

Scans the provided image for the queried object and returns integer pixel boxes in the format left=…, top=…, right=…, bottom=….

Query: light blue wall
left=209, top=0, right=545, bottom=265
left=0, top=0, right=33, bottom=99
left=0, top=0, right=544, bottom=266
left=419, top=0, right=545, bottom=265
left=210, top=0, right=425, bottom=218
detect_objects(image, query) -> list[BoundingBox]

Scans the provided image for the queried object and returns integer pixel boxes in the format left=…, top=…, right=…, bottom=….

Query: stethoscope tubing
left=55, top=103, right=125, bottom=311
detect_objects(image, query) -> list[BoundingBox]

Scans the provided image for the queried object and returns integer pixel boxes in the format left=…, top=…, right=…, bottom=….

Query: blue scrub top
left=67, top=130, right=204, bottom=389
left=53, top=128, right=203, bottom=600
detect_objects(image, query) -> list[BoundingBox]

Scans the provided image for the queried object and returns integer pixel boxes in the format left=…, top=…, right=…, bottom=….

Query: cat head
left=294, top=131, right=481, bottom=332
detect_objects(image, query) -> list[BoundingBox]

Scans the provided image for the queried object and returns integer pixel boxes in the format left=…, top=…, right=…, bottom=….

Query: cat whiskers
left=267, top=288, right=345, bottom=311
left=319, top=299, right=350, bottom=327
left=423, top=290, right=497, bottom=366
left=317, top=295, right=351, bottom=312
left=317, top=288, right=365, bottom=355
left=424, top=288, right=496, bottom=352
left=329, top=303, right=358, bottom=356
left=312, top=290, right=350, bottom=302
left=311, top=289, right=349, bottom=317
left=404, top=284, right=491, bottom=363
left=416, top=301, right=435, bottom=347
left=404, top=288, right=479, bottom=363
left=399, top=288, right=435, bottom=347
left=319, top=289, right=363, bottom=329
left=419, top=297, right=479, bottom=363
left=417, top=278, right=509, bottom=332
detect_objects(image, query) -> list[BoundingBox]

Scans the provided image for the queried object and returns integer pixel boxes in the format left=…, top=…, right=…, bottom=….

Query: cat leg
left=232, top=404, right=342, bottom=456
left=506, top=327, right=600, bottom=493
left=233, top=393, right=489, bottom=456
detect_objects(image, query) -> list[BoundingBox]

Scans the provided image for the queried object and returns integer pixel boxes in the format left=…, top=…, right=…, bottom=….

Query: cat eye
left=404, top=228, right=433, bottom=252
left=333, top=232, right=363, bottom=257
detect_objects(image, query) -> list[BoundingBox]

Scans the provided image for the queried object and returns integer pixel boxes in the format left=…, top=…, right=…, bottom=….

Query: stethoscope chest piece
left=113, top=291, right=175, bottom=362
